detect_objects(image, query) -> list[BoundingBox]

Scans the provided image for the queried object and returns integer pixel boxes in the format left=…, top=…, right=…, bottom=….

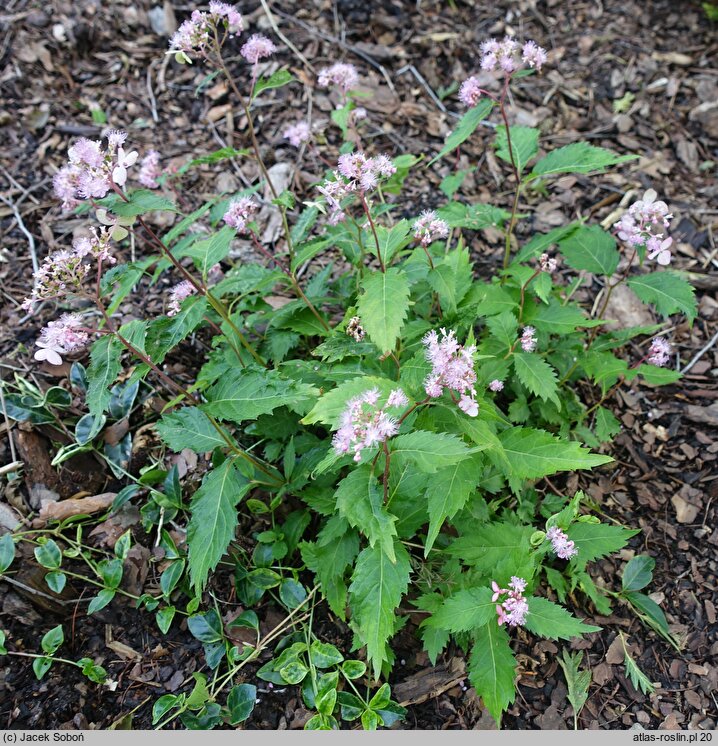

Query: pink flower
left=459, top=77, right=483, bottom=108
left=423, top=329, right=478, bottom=417
left=112, top=146, right=139, bottom=187
left=318, top=63, right=359, bottom=93
left=386, top=388, right=409, bottom=408
left=332, top=389, right=402, bottom=462
left=491, top=581, right=507, bottom=602
left=167, top=280, right=197, bottom=316
left=539, top=253, right=557, bottom=273
left=614, top=189, right=673, bottom=263
left=646, top=236, right=673, bottom=266
left=138, top=150, right=162, bottom=189
left=492, top=577, right=529, bottom=628
left=413, top=210, right=450, bottom=247
left=34, top=313, right=89, bottom=366
left=520, top=326, right=537, bottom=353
left=647, top=337, right=671, bottom=367
left=489, top=379, right=504, bottom=392
left=169, top=11, right=211, bottom=56
left=209, top=1, right=243, bottom=33
left=546, top=526, right=578, bottom=560
left=283, top=121, right=311, bottom=148
left=477, top=36, right=546, bottom=76
left=241, top=34, right=276, bottom=65
left=522, top=41, right=548, bottom=71
left=223, top=196, right=258, bottom=232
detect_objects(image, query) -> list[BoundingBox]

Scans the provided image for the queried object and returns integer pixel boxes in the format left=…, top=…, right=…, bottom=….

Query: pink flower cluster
left=283, top=121, right=311, bottom=148
left=332, top=388, right=408, bottom=462
left=169, top=4, right=243, bottom=58
left=647, top=337, right=671, bottom=367
left=209, top=1, right=243, bottom=33
left=241, top=34, right=276, bottom=65
left=546, top=526, right=578, bottom=560
left=223, top=196, right=258, bottom=233
left=492, top=577, right=529, bottom=628
left=318, top=63, right=359, bottom=93
left=481, top=37, right=547, bottom=73
left=614, top=189, right=673, bottom=266
left=413, top=210, right=450, bottom=247
left=138, top=150, right=162, bottom=189
left=167, top=280, right=197, bottom=317
left=53, top=131, right=137, bottom=209
left=23, top=229, right=114, bottom=309
left=489, top=379, right=504, bottom=392
left=458, top=77, right=483, bottom=108
left=520, top=326, right=537, bottom=353
left=34, top=313, right=89, bottom=366
left=317, top=152, right=396, bottom=225
left=423, top=329, right=478, bottom=417
left=539, top=253, right=558, bottom=273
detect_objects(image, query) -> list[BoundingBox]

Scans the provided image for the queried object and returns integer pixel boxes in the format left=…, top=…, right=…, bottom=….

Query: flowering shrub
left=2, top=7, right=696, bottom=731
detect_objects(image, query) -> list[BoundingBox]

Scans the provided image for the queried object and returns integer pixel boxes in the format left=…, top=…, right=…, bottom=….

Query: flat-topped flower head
left=138, top=150, right=162, bottom=189
left=34, top=313, right=89, bottom=366
left=647, top=337, right=671, bottom=367
left=167, top=280, right=197, bottom=317
left=223, top=196, right=258, bottom=233
left=241, top=34, right=276, bottom=65
left=478, top=36, right=546, bottom=76
left=492, top=576, right=529, bottom=628
left=332, top=388, right=407, bottom=462
left=522, top=40, right=548, bottom=71
left=209, top=2, right=243, bottom=33
left=423, top=329, right=478, bottom=417
left=318, top=62, right=359, bottom=93
left=520, top=326, right=537, bottom=353
left=614, top=189, right=673, bottom=265
left=413, top=210, right=450, bottom=247
left=458, top=76, right=483, bottom=108
left=546, top=527, right=578, bottom=560
left=283, top=120, right=311, bottom=148
left=489, top=379, right=504, bottom=392
left=168, top=10, right=211, bottom=59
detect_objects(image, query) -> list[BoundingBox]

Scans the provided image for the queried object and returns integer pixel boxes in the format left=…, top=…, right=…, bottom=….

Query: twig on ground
left=146, top=62, right=159, bottom=123
left=258, top=0, right=314, bottom=74
left=396, top=64, right=447, bottom=113
left=681, top=328, right=718, bottom=374
left=0, top=192, right=38, bottom=273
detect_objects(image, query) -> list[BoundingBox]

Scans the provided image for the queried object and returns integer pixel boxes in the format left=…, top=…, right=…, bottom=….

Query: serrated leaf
left=187, top=460, right=251, bottom=592
left=468, top=623, right=516, bottom=726
left=181, top=226, right=234, bottom=277
left=302, top=376, right=398, bottom=428
left=348, top=541, right=411, bottom=680
left=436, top=201, right=510, bottom=230
left=499, top=427, right=613, bottom=480
left=627, top=271, right=697, bottom=320
left=390, top=431, right=471, bottom=473
left=428, top=586, right=495, bottom=633
left=530, top=142, right=637, bottom=178
left=335, top=466, right=398, bottom=561
left=622, top=555, right=655, bottom=592
left=524, top=597, right=601, bottom=640
left=580, top=350, right=629, bottom=394
left=594, top=406, right=621, bottom=443
left=446, top=522, right=533, bottom=570
left=530, top=302, right=603, bottom=335
left=567, top=522, right=639, bottom=571
left=86, top=336, right=123, bottom=418
left=372, top=220, right=412, bottom=265
left=513, top=353, right=560, bottom=408
left=633, top=364, right=682, bottom=385
left=495, top=125, right=539, bottom=175
left=357, top=268, right=411, bottom=354
left=514, top=223, right=579, bottom=264
left=425, top=455, right=483, bottom=554
left=557, top=225, right=620, bottom=277
left=486, top=310, right=518, bottom=348
left=145, top=295, right=208, bottom=365
left=429, top=99, right=493, bottom=164
left=557, top=650, right=591, bottom=727
left=202, top=367, right=317, bottom=424
left=156, top=407, right=234, bottom=453
left=101, top=190, right=178, bottom=217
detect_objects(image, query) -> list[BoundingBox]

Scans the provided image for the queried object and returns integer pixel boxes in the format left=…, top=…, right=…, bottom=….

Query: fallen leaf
left=670, top=494, right=699, bottom=524
left=35, top=492, right=116, bottom=525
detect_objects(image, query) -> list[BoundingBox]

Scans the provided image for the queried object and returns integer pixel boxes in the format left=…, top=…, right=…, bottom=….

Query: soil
left=1, top=0, right=717, bottom=731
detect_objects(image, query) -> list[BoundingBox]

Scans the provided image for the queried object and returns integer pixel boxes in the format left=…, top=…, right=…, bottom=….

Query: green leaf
left=45, top=571, right=66, bottom=594
left=524, top=597, right=601, bottom=640
left=41, top=625, right=64, bottom=655
left=425, top=455, right=482, bottom=554
left=633, top=364, right=682, bottom=385
left=468, top=623, right=516, bottom=726
left=348, top=541, right=411, bottom=680
left=86, top=336, right=123, bottom=417
left=514, top=223, right=579, bottom=264
left=156, top=606, right=176, bottom=634
left=310, top=641, right=344, bottom=668
left=182, top=226, right=234, bottom=277
left=178, top=148, right=251, bottom=175
left=594, top=406, right=621, bottom=443
left=357, top=268, right=411, bottom=354
left=428, top=587, right=495, bottom=633
left=429, top=99, right=493, bottom=164
left=623, top=591, right=673, bottom=642
left=622, top=641, right=655, bottom=694
left=627, top=271, right=697, bottom=320
left=336, top=466, right=398, bottom=561
left=87, top=589, right=115, bottom=614
left=622, top=555, right=655, bottom=592
left=341, top=660, right=366, bottom=680
left=437, top=201, right=510, bottom=230
left=372, top=220, right=412, bottom=265
left=530, top=142, right=637, bottom=179
left=513, top=353, right=560, bottom=408
left=495, top=126, right=539, bottom=176
left=227, top=684, right=257, bottom=724
left=187, top=459, right=251, bottom=592
left=446, top=522, right=533, bottom=570
left=302, top=376, right=397, bottom=428
left=103, top=189, right=177, bottom=217
left=558, top=225, right=620, bottom=277
left=279, top=578, right=307, bottom=609
left=188, top=609, right=224, bottom=643
left=34, top=540, right=62, bottom=570
left=202, top=367, right=317, bottom=425
left=531, top=302, right=602, bottom=335
left=145, top=295, right=208, bottom=365
left=557, top=650, right=591, bottom=727
left=152, top=694, right=182, bottom=724
left=499, top=428, right=613, bottom=480
left=156, top=408, right=234, bottom=453
left=486, top=310, right=518, bottom=348
left=33, top=657, right=53, bottom=680
left=567, top=522, right=639, bottom=570
left=253, top=68, right=294, bottom=97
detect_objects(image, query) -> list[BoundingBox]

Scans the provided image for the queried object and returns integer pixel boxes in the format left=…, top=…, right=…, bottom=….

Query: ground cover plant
left=0, top=0, right=709, bottom=731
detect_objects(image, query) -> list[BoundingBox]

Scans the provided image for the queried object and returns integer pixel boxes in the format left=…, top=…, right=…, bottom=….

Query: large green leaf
left=181, top=226, right=235, bottom=277
left=558, top=225, right=620, bottom=277
left=530, top=142, right=637, bottom=178
left=390, top=431, right=471, bottom=473
left=446, top=522, right=533, bottom=571
left=523, top=597, right=601, bottom=640
left=513, top=353, right=560, bottom=408
left=156, top=407, right=234, bottom=453
left=146, top=295, right=208, bottom=364
left=486, top=310, right=518, bottom=348
left=530, top=302, right=602, bottom=335
left=495, top=125, right=539, bottom=176
left=348, top=541, right=411, bottom=679
left=622, top=555, right=655, bottom=592
left=372, top=221, right=412, bottom=265
left=499, top=427, right=613, bottom=480
left=436, top=202, right=510, bottom=230
left=202, top=367, right=318, bottom=424
left=429, top=99, right=494, bottom=164
left=357, top=268, right=411, bottom=354
left=335, top=466, right=398, bottom=561
left=187, top=459, right=251, bottom=592
left=468, top=623, right=516, bottom=726
left=427, top=587, right=495, bottom=633
left=627, top=271, right=697, bottom=320
left=567, top=522, right=639, bottom=570
left=100, top=189, right=178, bottom=217
left=86, top=336, right=123, bottom=417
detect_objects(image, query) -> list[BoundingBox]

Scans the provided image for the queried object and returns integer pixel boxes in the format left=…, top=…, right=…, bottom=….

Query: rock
left=671, top=494, right=699, bottom=524
left=689, top=101, right=718, bottom=139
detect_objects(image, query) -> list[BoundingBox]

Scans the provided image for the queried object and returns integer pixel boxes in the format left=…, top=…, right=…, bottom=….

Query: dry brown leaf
left=35, top=492, right=116, bottom=525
